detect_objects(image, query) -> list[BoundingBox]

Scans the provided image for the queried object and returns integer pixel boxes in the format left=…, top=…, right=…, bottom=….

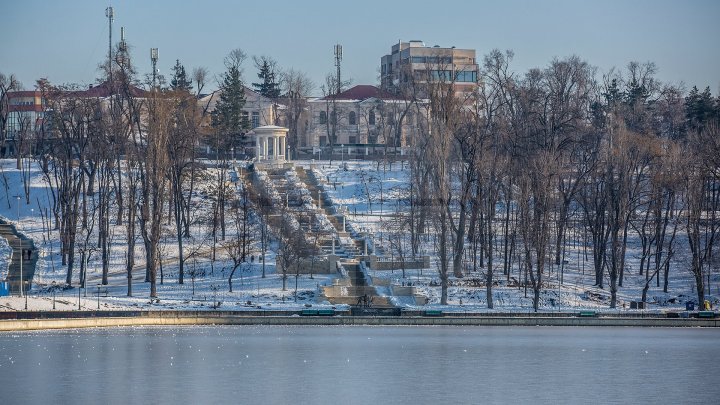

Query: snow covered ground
left=0, top=158, right=717, bottom=313
left=304, top=159, right=719, bottom=312
left=0, top=159, right=343, bottom=312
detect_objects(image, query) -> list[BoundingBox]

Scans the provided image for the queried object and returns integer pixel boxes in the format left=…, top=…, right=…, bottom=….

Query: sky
left=2, top=0, right=719, bottom=95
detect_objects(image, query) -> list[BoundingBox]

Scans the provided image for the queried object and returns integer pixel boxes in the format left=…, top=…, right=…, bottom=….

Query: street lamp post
left=52, top=281, right=56, bottom=310
left=341, top=144, right=344, bottom=164
left=16, top=196, right=23, bottom=302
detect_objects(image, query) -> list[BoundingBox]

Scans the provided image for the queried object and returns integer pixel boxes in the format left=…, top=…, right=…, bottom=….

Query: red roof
left=7, top=90, right=41, bottom=98
left=73, top=81, right=148, bottom=98
left=322, top=85, right=402, bottom=101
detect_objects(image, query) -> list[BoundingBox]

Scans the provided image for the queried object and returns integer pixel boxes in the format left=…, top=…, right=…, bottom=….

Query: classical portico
left=253, top=125, right=288, bottom=162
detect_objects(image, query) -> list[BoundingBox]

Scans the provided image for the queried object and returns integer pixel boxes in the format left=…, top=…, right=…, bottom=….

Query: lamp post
left=341, top=144, right=344, bottom=164
left=15, top=196, right=23, bottom=301
left=52, top=281, right=56, bottom=310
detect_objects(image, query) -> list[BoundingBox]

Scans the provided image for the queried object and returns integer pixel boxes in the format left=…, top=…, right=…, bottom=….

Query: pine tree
left=211, top=65, right=249, bottom=136
left=686, top=86, right=716, bottom=132
left=252, top=59, right=281, bottom=99
left=170, top=59, right=193, bottom=93
left=698, top=86, right=715, bottom=123
left=603, top=79, right=623, bottom=108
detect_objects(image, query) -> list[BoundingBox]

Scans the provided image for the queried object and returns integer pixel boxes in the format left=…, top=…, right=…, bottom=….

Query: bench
left=578, top=311, right=598, bottom=317
left=301, top=309, right=336, bottom=316
left=697, top=311, right=716, bottom=318
left=424, top=310, right=443, bottom=317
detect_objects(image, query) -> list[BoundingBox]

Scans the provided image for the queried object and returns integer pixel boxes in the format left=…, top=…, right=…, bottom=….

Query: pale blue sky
left=2, top=0, right=719, bottom=95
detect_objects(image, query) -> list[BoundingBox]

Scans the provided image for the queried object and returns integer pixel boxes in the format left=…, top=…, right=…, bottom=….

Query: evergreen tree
left=603, top=78, right=624, bottom=107
left=698, top=86, right=715, bottom=122
left=252, top=59, right=281, bottom=99
left=211, top=65, right=249, bottom=137
left=170, top=59, right=193, bottom=93
left=685, top=86, right=716, bottom=131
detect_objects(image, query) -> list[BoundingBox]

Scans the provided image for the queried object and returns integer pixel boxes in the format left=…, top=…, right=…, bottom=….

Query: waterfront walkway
left=1, top=310, right=717, bottom=331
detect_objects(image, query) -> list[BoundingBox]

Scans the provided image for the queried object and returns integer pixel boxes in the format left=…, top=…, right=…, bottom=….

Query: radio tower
left=334, top=44, right=343, bottom=95
left=150, top=48, right=159, bottom=89
left=105, top=6, right=114, bottom=90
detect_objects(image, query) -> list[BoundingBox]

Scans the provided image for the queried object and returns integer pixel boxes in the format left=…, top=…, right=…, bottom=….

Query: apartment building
left=1, top=90, right=44, bottom=156
left=380, top=40, right=479, bottom=98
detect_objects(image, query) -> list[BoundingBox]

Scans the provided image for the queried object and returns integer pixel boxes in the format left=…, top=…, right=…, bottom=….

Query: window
left=430, top=70, right=453, bottom=81
left=349, top=111, right=356, bottom=125
left=369, top=110, right=376, bottom=125
left=319, top=111, right=327, bottom=124
left=456, top=71, right=477, bottom=83
left=349, top=136, right=356, bottom=144
left=411, top=56, right=426, bottom=64
left=251, top=111, right=260, bottom=128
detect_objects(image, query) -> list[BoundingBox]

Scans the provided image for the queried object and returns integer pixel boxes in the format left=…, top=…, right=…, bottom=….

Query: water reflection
left=0, top=326, right=718, bottom=404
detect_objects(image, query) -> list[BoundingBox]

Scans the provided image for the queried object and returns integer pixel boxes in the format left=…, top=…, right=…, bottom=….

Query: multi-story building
left=1, top=90, right=45, bottom=157
left=380, top=40, right=479, bottom=98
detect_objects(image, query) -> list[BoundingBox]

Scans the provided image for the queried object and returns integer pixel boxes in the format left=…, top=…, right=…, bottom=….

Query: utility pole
left=334, top=44, right=342, bottom=95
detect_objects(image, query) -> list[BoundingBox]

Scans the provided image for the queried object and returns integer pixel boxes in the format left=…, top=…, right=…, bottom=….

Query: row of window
left=396, top=69, right=478, bottom=84
left=409, top=56, right=453, bottom=65
left=11, top=100, right=36, bottom=106
left=319, top=110, right=369, bottom=125
left=319, top=110, right=425, bottom=126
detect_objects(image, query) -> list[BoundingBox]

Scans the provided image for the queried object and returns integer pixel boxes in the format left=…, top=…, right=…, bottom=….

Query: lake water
left=0, top=326, right=718, bottom=404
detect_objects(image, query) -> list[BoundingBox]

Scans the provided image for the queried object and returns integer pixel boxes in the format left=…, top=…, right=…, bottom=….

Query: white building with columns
left=252, top=125, right=288, bottom=162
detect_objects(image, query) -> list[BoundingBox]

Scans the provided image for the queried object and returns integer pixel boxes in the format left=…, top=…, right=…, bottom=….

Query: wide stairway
left=0, top=220, right=37, bottom=295
left=251, top=163, right=402, bottom=309
left=321, top=261, right=394, bottom=308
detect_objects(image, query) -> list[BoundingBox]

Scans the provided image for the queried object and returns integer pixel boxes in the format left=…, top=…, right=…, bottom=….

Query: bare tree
left=280, top=69, right=313, bottom=158
left=223, top=181, right=253, bottom=292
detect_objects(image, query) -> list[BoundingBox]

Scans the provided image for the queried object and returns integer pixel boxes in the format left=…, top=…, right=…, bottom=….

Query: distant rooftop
left=321, top=85, right=402, bottom=101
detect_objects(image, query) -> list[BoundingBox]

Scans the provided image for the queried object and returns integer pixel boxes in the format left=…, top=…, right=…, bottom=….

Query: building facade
left=380, top=40, right=479, bottom=98
left=304, top=85, right=422, bottom=150
left=1, top=90, right=45, bottom=156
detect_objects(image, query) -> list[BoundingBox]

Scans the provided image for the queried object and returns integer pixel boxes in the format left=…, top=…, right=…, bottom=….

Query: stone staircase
left=0, top=220, right=37, bottom=295
left=297, top=167, right=368, bottom=258
left=321, top=261, right=394, bottom=308
left=248, top=163, right=422, bottom=309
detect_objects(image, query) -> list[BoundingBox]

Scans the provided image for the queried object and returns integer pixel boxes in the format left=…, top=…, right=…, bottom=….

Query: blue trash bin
left=0, top=282, right=8, bottom=297
left=686, top=302, right=695, bottom=311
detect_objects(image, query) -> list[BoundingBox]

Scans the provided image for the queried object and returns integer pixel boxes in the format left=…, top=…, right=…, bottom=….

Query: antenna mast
left=334, top=44, right=343, bottom=95
left=105, top=6, right=114, bottom=89
left=150, top=48, right=159, bottom=89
